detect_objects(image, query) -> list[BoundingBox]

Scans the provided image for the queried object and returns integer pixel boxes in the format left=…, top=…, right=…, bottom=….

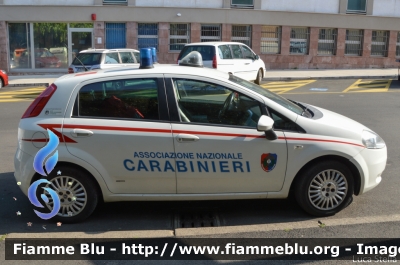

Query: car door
left=230, top=44, right=245, bottom=79
left=119, top=51, right=140, bottom=68
left=63, top=75, right=176, bottom=194
left=103, top=52, right=120, bottom=69
left=240, top=45, right=259, bottom=81
left=165, top=75, right=288, bottom=194
left=216, top=44, right=234, bottom=73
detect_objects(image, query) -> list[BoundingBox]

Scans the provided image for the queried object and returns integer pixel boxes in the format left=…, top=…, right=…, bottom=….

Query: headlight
left=361, top=130, right=385, bottom=149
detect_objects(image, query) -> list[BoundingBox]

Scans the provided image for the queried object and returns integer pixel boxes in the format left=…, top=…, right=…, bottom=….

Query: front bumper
left=351, top=145, right=387, bottom=195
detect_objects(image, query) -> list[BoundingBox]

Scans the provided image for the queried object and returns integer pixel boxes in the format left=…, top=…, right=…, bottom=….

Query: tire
left=294, top=160, right=354, bottom=217
left=254, top=69, right=263, bottom=85
left=40, top=166, right=99, bottom=223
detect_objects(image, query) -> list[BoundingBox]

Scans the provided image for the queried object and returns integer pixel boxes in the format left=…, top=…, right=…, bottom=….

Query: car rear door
left=62, top=74, right=176, bottom=194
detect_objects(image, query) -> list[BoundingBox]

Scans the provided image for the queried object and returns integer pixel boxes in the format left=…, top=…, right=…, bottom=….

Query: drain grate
left=174, top=211, right=221, bottom=228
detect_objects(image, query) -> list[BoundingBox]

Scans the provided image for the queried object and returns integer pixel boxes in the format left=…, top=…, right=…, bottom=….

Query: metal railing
left=231, top=25, right=252, bottom=47
left=318, top=28, right=337, bottom=55
left=260, top=26, right=281, bottom=54
left=290, top=27, right=309, bottom=54
left=200, top=24, right=221, bottom=42
left=137, top=23, right=158, bottom=50
left=371, top=30, right=389, bottom=57
left=105, top=23, right=126, bottom=49
left=345, top=29, right=363, bottom=56
left=169, top=24, right=190, bottom=51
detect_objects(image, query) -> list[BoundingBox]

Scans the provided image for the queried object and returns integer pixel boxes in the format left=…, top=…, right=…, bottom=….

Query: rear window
left=72, top=53, right=102, bottom=66
left=178, top=45, right=216, bottom=61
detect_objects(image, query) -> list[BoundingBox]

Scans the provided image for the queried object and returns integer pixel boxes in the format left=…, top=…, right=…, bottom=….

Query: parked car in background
left=49, top=47, right=68, bottom=68
left=19, top=48, right=61, bottom=68
left=0, top=69, right=9, bottom=89
left=177, top=42, right=266, bottom=84
left=68, top=48, right=140, bottom=73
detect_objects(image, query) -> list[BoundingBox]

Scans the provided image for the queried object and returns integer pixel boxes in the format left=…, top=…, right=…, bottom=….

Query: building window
left=396, top=33, right=400, bottom=57
left=260, top=26, right=281, bottom=54
left=231, top=25, right=252, bottom=47
left=231, top=0, right=254, bottom=8
left=290, top=27, right=309, bottom=55
left=138, top=23, right=158, bottom=50
left=200, top=24, right=221, bottom=42
left=103, top=0, right=127, bottom=4
left=345, top=29, right=363, bottom=56
left=105, top=23, right=126, bottom=49
left=347, top=0, right=367, bottom=14
left=169, top=24, right=190, bottom=51
left=371, top=31, right=389, bottom=57
left=318, top=28, right=337, bottom=55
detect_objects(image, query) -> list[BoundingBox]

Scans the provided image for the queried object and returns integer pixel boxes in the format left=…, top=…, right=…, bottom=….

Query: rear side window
left=218, top=45, right=233, bottom=59
left=133, top=51, right=140, bottom=63
left=119, top=52, right=135, bottom=63
left=178, top=45, right=216, bottom=61
left=105, top=53, right=120, bottom=64
left=231, top=45, right=243, bottom=59
left=72, top=53, right=102, bottom=65
left=77, top=78, right=160, bottom=120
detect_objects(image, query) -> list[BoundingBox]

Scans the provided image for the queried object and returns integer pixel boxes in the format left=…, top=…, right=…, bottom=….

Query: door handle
left=176, top=134, right=199, bottom=143
left=245, top=63, right=250, bottom=65
left=71, top=129, right=94, bottom=138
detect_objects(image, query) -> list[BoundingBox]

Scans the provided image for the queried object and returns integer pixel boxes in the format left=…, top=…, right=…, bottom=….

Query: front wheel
left=294, top=161, right=354, bottom=217
left=41, top=166, right=99, bottom=223
left=255, top=69, right=263, bottom=85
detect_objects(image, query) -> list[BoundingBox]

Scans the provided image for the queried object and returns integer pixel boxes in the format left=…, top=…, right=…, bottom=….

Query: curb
left=8, top=83, right=49, bottom=87
left=263, top=75, right=398, bottom=81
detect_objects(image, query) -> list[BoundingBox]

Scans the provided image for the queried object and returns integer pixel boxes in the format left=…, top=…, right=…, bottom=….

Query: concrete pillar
left=336, top=28, right=346, bottom=57
left=222, top=24, right=232, bottom=42
left=362, top=29, right=372, bottom=57
left=309, top=27, right=319, bottom=56
left=94, top=0, right=102, bottom=6
left=387, top=30, right=397, bottom=59
left=280, top=26, right=291, bottom=56
left=191, top=23, right=201, bottom=43
left=94, top=22, right=105, bottom=49
left=251, top=25, right=262, bottom=54
left=0, top=21, right=8, bottom=72
left=126, top=22, right=137, bottom=49
left=158, top=22, right=169, bottom=63
left=128, top=0, right=136, bottom=6
left=366, top=0, right=374, bottom=15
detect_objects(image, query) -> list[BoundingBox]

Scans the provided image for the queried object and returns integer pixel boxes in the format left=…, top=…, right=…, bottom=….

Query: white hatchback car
left=178, top=42, right=266, bottom=84
left=15, top=55, right=386, bottom=222
left=68, top=48, right=140, bottom=73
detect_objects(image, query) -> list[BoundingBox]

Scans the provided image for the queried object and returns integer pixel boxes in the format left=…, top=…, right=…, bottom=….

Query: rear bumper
left=14, top=147, right=35, bottom=197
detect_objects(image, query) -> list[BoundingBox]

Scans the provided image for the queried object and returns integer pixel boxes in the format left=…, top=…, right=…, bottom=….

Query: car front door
left=63, top=75, right=176, bottom=194
left=240, top=45, right=259, bottom=81
left=165, top=75, right=288, bottom=194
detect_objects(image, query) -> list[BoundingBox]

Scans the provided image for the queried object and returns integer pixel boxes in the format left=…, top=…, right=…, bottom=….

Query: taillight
left=22, top=84, right=57, bottom=119
left=68, top=68, right=74, bottom=73
left=212, top=55, right=217, bottom=69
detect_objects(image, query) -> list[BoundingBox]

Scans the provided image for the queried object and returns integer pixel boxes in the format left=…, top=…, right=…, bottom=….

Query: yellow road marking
left=0, top=86, right=45, bottom=102
left=343, top=79, right=392, bottom=93
left=261, top=80, right=316, bottom=94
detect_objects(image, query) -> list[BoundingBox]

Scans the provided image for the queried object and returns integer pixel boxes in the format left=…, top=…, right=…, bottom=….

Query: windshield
left=72, top=53, right=102, bottom=66
left=229, top=75, right=304, bottom=115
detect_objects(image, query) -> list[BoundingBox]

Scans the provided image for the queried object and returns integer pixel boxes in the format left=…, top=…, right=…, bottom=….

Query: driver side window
left=173, top=79, right=262, bottom=128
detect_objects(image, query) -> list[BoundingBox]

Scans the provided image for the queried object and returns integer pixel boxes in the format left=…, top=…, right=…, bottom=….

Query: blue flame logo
left=33, top=129, right=59, bottom=176
left=28, top=129, right=61, bottom=220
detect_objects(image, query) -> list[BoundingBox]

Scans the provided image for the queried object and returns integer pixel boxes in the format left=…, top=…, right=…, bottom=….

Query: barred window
left=318, top=28, right=337, bottom=55
left=345, top=29, right=363, bottom=56
left=105, top=23, right=126, bottom=49
left=290, top=27, right=309, bottom=55
left=103, top=0, right=127, bottom=4
left=396, top=32, right=400, bottom=57
left=169, top=24, right=190, bottom=51
left=231, top=25, right=252, bottom=47
left=260, top=26, right=281, bottom=54
left=201, top=24, right=221, bottom=42
left=347, top=0, right=367, bottom=14
left=138, top=23, right=158, bottom=50
left=371, top=31, right=389, bottom=57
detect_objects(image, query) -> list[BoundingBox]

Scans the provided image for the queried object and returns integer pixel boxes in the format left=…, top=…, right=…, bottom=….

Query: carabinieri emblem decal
left=261, top=153, right=277, bottom=172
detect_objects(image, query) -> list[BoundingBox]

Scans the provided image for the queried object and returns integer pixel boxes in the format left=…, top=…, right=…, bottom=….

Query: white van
left=177, top=42, right=266, bottom=84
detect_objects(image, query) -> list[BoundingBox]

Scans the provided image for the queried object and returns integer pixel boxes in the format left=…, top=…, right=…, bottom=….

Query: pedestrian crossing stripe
left=343, top=79, right=392, bottom=93
left=0, top=87, right=45, bottom=102
left=260, top=80, right=316, bottom=94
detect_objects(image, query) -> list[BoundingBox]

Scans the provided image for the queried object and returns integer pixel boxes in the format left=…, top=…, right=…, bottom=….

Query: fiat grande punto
left=14, top=52, right=387, bottom=222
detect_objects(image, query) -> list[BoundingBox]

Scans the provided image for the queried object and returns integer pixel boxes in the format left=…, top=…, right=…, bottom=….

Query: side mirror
left=255, top=55, right=260, bottom=60
left=257, top=115, right=277, bottom=140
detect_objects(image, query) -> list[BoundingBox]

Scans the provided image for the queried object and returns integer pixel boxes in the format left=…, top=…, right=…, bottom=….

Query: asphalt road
left=0, top=79, right=399, bottom=264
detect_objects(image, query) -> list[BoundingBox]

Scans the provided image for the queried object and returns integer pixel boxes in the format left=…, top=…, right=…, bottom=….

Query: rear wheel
left=294, top=160, right=354, bottom=216
left=41, top=166, right=99, bottom=223
left=255, top=69, right=263, bottom=85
